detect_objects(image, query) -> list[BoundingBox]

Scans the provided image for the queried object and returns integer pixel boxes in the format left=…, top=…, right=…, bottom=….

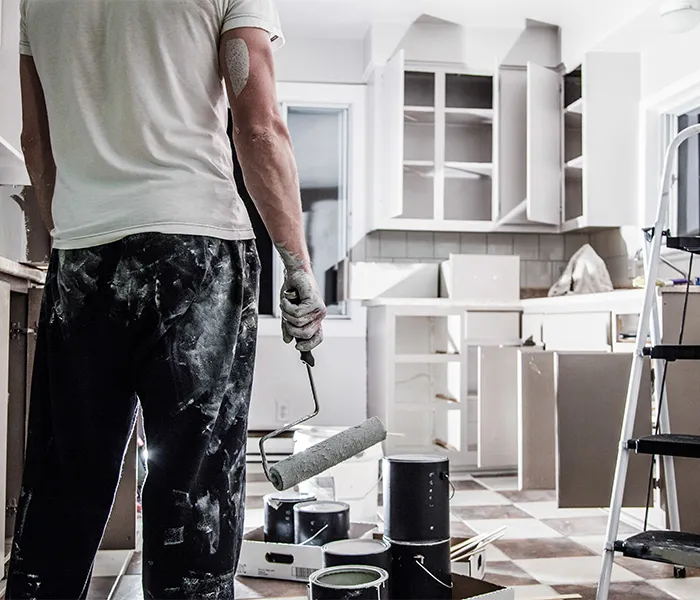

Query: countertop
left=364, top=289, right=649, bottom=315
left=0, top=256, right=46, bottom=285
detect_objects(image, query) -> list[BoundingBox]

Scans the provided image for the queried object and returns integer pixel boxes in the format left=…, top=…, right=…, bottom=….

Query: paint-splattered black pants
left=7, top=234, right=260, bottom=599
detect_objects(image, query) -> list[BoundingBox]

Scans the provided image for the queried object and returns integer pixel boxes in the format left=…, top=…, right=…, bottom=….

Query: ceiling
left=275, top=0, right=660, bottom=56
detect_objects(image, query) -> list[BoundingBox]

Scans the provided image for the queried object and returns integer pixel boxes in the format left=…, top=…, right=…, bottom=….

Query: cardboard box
left=238, top=523, right=376, bottom=582
left=452, top=573, right=514, bottom=599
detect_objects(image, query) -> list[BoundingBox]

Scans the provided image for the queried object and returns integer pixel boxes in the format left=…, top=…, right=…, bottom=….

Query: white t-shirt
left=19, top=0, right=284, bottom=249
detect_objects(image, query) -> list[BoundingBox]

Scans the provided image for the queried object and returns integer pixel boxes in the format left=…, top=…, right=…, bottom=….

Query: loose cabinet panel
left=526, top=62, right=561, bottom=225
left=477, top=347, right=519, bottom=469
left=556, top=353, right=651, bottom=508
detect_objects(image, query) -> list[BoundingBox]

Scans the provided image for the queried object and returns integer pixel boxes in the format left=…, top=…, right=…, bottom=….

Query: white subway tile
left=460, top=233, right=487, bottom=254
left=564, top=233, right=590, bottom=259
left=487, top=234, right=514, bottom=255
left=514, top=234, right=539, bottom=259
left=539, top=235, right=565, bottom=261
left=525, top=261, right=554, bottom=289
left=380, top=231, right=407, bottom=258
left=406, top=232, right=435, bottom=259
left=435, top=232, right=461, bottom=259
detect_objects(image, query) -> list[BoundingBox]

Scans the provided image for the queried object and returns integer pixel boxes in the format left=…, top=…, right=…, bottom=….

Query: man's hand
left=280, top=268, right=326, bottom=353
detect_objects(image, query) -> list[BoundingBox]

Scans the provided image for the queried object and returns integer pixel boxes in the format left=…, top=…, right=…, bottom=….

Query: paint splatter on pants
left=7, top=234, right=260, bottom=599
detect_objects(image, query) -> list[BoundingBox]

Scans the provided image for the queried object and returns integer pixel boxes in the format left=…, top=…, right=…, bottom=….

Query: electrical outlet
left=275, top=400, right=290, bottom=423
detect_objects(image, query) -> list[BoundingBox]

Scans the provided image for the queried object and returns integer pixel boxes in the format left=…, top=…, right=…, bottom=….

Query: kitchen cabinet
left=561, top=52, right=641, bottom=231
left=521, top=290, right=644, bottom=352
left=374, top=50, right=560, bottom=234
left=371, top=33, right=641, bottom=234
left=376, top=51, right=498, bottom=232
left=366, top=298, right=521, bottom=469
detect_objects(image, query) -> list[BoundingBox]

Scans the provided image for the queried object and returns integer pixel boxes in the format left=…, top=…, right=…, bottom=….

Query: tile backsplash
left=352, top=229, right=632, bottom=291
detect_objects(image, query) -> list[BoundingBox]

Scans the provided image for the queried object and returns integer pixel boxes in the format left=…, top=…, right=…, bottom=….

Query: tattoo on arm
left=224, top=38, right=250, bottom=98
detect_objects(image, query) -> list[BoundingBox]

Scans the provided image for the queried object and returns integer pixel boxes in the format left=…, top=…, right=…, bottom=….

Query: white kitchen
left=4, top=0, right=700, bottom=599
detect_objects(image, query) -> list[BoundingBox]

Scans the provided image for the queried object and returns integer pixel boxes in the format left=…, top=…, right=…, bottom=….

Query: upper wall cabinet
left=370, top=24, right=642, bottom=235
left=561, top=52, right=641, bottom=231
left=375, top=50, right=500, bottom=232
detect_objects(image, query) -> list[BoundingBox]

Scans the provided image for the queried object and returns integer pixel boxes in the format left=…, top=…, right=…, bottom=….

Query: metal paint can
left=383, top=454, right=450, bottom=542
left=308, top=565, right=389, bottom=600
left=322, top=538, right=391, bottom=572
left=387, top=537, right=452, bottom=600
left=294, top=501, right=350, bottom=546
left=263, top=491, right=316, bottom=543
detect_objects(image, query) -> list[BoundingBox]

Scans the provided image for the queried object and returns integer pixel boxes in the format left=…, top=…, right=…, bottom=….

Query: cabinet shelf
left=395, top=354, right=461, bottom=364
left=403, top=160, right=434, bottom=177
left=566, top=155, right=584, bottom=170
left=565, top=98, right=583, bottom=114
left=405, top=106, right=435, bottom=123
left=445, top=162, right=492, bottom=179
left=445, top=108, right=494, bottom=125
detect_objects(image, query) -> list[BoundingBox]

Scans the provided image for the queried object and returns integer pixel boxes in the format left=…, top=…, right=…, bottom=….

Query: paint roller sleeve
left=269, top=417, right=387, bottom=491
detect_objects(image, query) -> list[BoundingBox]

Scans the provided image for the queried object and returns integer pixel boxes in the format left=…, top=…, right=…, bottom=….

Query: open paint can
left=322, top=538, right=391, bottom=572
left=383, top=454, right=450, bottom=542
left=387, top=537, right=452, bottom=600
left=294, top=501, right=350, bottom=546
left=263, top=491, right=316, bottom=543
left=308, top=565, right=389, bottom=600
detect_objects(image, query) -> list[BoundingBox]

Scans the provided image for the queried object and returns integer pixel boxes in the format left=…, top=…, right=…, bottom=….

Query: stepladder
left=597, top=123, right=700, bottom=600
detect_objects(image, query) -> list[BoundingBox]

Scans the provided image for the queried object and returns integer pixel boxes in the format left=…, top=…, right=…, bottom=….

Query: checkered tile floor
left=63, top=469, right=700, bottom=599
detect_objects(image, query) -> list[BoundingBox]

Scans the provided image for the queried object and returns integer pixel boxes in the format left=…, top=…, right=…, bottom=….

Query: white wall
left=0, top=0, right=23, bottom=151
left=275, top=37, right=366, bottom=84
left=398, top=22, right=521, bottom=72
left=249, top=323, right=367, bottom=429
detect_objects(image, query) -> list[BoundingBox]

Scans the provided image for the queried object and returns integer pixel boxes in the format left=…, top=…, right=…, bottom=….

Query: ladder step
left=643, top=345, right=700, bottom=360
left=615, top=531, right=700, bottom=568
left=629, top=434, right=700, bottom=459
left=666, top=236, right=700, bottom=254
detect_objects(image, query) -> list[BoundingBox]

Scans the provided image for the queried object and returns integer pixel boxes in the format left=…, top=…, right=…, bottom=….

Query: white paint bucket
left=293, top=425, right=383, bottom=522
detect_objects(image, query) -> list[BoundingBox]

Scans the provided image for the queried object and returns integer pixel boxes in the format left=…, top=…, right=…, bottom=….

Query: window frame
left=641, top=74, right=700, bottom=262
left=257, top=82, right=367, bottom=338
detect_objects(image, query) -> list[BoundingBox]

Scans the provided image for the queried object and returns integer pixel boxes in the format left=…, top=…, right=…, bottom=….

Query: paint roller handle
left=283, top=289, right=315, bottom=367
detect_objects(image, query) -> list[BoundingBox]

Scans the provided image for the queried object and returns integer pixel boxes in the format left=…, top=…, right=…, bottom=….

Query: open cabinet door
left=526, top=62, right=561, bottom=225
left=496, top=67, right=527, bottom=224
left=377, top=50, right=405, bottom=224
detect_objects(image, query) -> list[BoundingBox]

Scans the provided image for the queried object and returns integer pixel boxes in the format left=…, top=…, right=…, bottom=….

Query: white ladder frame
left=597, top=123, right=700, bottom=599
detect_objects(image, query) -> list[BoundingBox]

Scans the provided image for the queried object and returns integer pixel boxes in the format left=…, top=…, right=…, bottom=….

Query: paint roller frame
left=260, top=291, right=387, bottom=491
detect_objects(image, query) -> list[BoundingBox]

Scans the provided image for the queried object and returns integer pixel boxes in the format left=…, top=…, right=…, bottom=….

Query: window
left=676, top=110, right=700, bottom=236
left=227, top=104, right=350, bottom=318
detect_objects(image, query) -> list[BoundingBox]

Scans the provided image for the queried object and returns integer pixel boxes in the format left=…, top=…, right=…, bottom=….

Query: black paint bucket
left=322, top=538, right=391, bottom=572
left=384, top=454, right=450, bottom=542
left=294, top=501, right=350, bottom=546
left=263, top=491, right=316, bottom=543
left=308, top=565, right=389, bottom=600
left=387, top=538, right=452, bottom=600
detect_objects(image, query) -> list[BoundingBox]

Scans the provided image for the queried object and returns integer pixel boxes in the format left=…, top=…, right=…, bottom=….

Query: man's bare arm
left=220, top=28, right=326, bottom=351
left=20, top=55, right=55, bottom=233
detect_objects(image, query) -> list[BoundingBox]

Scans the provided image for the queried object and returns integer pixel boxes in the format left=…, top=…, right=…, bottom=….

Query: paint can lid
left=385, top=454, right=448, bottom=464
left=264, top=491, right=316, bottom=505
left=323, top=539, right=389, bottom=556
left=294, top=501, right=350, bottom=514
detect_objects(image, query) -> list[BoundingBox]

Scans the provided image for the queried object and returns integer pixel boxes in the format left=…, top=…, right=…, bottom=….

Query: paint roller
left=260, top=291, right=387, bottom=491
